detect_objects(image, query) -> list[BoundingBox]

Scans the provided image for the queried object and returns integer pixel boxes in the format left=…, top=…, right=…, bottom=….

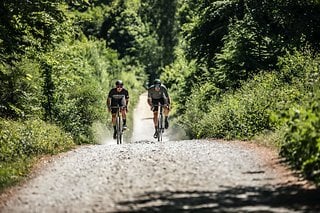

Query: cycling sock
left=165, top=116, right=168, bottom=121
left=113, top=126, right=116, bottom=131
left=123, top=119, right=126, bottom=126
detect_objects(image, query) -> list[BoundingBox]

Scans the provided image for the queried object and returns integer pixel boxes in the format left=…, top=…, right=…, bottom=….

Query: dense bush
left=0, top=119, right=74, bottom=162
left=0, top=57, right=43, bottom=118
left=181, top=72, right=296, bottom=139
left=280, top=97, right=320, bottom=183
left=0, top=0, right=145, bottom=190
left=276, top=51, right=320, bottom=183
left=0, top=119, right=74, bottom=189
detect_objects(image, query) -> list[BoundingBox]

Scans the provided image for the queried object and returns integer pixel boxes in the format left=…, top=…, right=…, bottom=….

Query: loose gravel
left=0, top=139, right=319, bottom=213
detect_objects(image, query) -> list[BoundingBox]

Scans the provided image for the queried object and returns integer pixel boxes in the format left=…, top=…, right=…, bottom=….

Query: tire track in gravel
left=0, top=94, right=319, bottom=213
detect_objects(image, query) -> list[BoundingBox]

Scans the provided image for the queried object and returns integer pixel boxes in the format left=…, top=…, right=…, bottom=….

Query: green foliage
left=180, top=65, right=309, bottom=140
left=42, top=39, right=117, bottom=143
left=0, top=158, right=34, bottom=191
left=0, top=57, right=43, bottom=118
left=177, top=48, right=320, bottom=185
left=161, top=47, right=198, bottom=113
left=179, top=82, right=221, bottom=138
left=0, top=118, right=74, bottom=189
left=70, top=2, right=112, bottom=38
left=179, top=0, right=320, bottom=92
left=268, top=0, right=320, bottom=51
left=181, top=73, right=276, bottom=139
left=277, top=48, right=320, bottom=84
left=183, top=0, right=236, bottom=65
left=0, top=0, right=147, bottom=190
left=274, top=51, right=320, bottom=183
left=279, top=96, right=320, bottom=183
left=213, top=13, right=278, bottom=89
left=0, top=0, right=68, bottom=57
left=100, top=0, right=180, bottom=81
left=0, top=119, right=74, bottom=162
left=101, top=0, right=145, bottom=58
left=139, top=0, right=178, bottom=67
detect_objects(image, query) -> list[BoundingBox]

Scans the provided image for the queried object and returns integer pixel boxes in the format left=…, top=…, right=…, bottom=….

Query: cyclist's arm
left=107, top=90, right=113, bottom=109
left=147, top=97, right=152, bottom=106
left=125, top=98, right=129, bottom=110
left=124, top=90, right=129, bottom=109
left=107, top=97, right=112, bottom=111
left=167, top=95, right=171, bottom=105
left=147, top=89, right=153, bottom=106
left=126, top=91, right=129, bottom=106
left=163, top=87, right=171, bottom=105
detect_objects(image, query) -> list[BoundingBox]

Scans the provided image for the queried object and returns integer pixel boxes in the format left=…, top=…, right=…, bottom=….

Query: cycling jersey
left=148, top=84, right=170, bottom=112
left=148, top=84, right=169, bottom=100
left=108, top=88, right=129, bottom=113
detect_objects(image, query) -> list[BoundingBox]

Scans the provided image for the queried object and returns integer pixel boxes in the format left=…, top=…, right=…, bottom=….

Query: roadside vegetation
left=1, top=0, right=320, bottom=190
left=162, top=0, right=320, bottom=185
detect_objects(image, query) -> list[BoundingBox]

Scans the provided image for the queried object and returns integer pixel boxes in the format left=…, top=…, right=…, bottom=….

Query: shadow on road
left=116, top=184, right=320, bottom=212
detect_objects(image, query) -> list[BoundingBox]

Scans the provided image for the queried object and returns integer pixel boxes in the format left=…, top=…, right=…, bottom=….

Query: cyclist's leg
left=111, top=110, right=117, bottom=139
left=151, top=99, right=159, bottom=127
left=160, top=98, right=170, bottom=129
left=153, top=110, right=159, bottom=138
left=120, top=108, right=127, bottom=129
left=152, top=99, right=159, bottom=138
left=120, top=97, right=127, bottom=129
left=164, top=110, right=169, bottom=129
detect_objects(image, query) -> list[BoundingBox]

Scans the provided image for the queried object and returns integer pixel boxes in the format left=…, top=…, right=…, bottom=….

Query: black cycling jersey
left=108, top=88, right=129, bottom=107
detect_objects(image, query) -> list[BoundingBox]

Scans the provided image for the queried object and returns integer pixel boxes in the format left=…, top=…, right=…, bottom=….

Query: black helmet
left=154, top=79, right=161, bottom=85
left=115, top=80, right=123, bottom=86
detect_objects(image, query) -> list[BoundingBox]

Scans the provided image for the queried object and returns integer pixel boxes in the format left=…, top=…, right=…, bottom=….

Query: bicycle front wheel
left=116, top=115, right=122, bottom=144
left=157, top=114, right=163, bottom=142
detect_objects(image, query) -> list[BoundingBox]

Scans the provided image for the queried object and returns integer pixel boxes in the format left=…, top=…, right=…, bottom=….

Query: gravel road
left=0, top=94, right=319, bottom=213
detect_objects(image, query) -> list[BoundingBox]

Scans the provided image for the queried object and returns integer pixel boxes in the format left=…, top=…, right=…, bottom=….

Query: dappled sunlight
left=117, top=185, right=320, bottom=212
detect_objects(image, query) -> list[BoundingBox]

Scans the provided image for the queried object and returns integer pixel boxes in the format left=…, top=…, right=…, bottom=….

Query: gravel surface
left=0, top=94, right=319, bottom=213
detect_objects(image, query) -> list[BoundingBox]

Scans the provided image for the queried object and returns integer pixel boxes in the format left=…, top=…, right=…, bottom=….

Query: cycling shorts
left=152, top=98, right=166, bottom=112
left=110, top=99, right=126, bottom=114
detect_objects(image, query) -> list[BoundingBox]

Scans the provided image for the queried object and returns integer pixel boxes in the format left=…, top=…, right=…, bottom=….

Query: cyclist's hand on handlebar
left=150, top=106, right=154, bottom=111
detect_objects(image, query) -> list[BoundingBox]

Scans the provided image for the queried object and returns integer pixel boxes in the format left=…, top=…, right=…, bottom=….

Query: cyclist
left=147, top=79, right=171, bottom=138
left=107, top=80, right=129, bottom=139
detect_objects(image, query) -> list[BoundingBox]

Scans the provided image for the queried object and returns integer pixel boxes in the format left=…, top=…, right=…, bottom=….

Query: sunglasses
left=116, top=85, right=123, bottom=88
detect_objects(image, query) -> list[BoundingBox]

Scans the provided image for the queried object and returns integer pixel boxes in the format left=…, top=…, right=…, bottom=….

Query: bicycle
left=153, top=103, right=166, bottom=142
left=111, top=105, right=124, bottom=144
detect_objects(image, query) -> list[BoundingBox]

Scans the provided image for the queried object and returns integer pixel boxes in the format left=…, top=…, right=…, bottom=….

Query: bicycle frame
left=154, top=104, right=165, bottom=142
left=111, top=105, right=123, bottom=144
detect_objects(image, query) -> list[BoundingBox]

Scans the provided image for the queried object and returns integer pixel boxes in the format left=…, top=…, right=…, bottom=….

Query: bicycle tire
left=157, top=107, right=163, bottom=142
left=116, top=113, right=122, bottom=144
left=157, top=119, right=161, bottom=142
left=160, top=114, right=163, bottom=142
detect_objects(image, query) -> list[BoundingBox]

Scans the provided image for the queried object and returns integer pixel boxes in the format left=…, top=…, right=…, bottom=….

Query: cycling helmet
left=154, top=79, right=161, bottom=85
left=115, top=80, right=123, bottom=86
